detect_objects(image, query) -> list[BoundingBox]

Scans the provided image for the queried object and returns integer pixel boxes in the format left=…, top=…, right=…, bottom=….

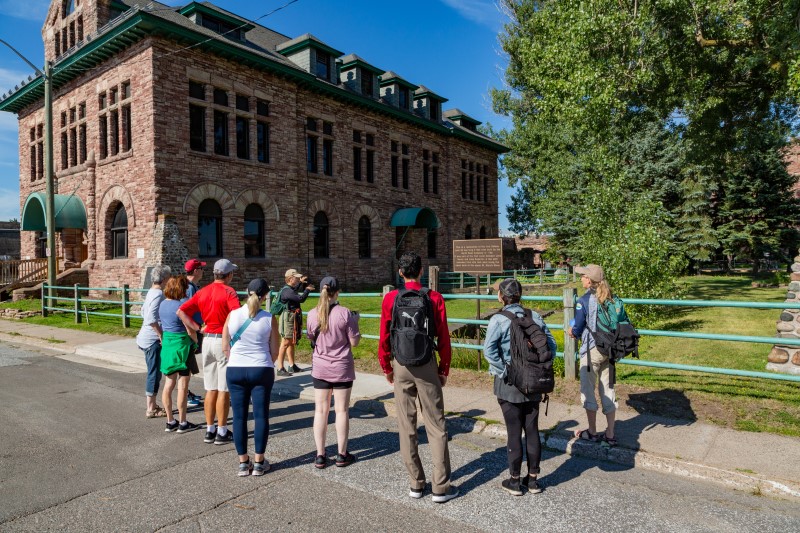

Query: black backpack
left=499, top=309, right=555, bottom=395
left=390, top=287, right=436, bottom=367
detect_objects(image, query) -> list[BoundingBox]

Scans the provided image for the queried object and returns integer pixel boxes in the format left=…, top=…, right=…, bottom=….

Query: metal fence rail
left=38, top=284, right=800, bottom=383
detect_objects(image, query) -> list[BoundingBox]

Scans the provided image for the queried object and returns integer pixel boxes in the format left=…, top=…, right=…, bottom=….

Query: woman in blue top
left=484, top=278, right=556, bottom=496
left=568, top=264, right=618, bottom=446
left=158, top=275, right=199, bottom=434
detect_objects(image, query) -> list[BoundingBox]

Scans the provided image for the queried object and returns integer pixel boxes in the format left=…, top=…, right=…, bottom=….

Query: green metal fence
left=39, top=284, right=800, bottom=383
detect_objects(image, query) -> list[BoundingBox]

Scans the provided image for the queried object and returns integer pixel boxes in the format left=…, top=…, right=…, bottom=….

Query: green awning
left=21, top=192, right=88, bottom=231
left=389, top=207, right=441, bottom=229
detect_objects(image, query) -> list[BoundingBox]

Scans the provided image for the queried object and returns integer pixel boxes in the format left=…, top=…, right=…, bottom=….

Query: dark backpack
left=499, top=309, right=555, bottom=395
left=269, top=285, right=291, bottom=316
left=390, top=287, right=436, bottom=367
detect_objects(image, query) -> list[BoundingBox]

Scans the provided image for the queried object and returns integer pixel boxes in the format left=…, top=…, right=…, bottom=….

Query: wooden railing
left=0, top=258, right=52, bottom=287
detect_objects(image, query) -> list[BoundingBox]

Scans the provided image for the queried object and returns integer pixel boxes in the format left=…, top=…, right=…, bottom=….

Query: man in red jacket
left=178, top=259, right=240, bottom=445
left=378, top=251, right=457, bottom=503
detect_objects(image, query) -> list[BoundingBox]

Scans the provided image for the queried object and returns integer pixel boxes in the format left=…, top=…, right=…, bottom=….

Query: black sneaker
left=165, top=420, right=178, bottom=432
left=204, top=428, right=216, bottom=443
left=431, top=486, right=459, bottom=504
left=521, top=476, right=543, bottom=494
left=276, top=369, right=289, bottom=377
left=215, top=429, right=233, bottom=445
left=291, top=364, right=303, bottom=373
left=335, top=452, right=356, bottom=467
left=177, top=421, right=199, bottom=433
left=501, top=477, right=523, bottom=496
left=314, top=455, right=327, bottom=469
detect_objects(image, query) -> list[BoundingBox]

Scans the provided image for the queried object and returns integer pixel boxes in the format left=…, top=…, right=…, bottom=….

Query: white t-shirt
left=227, top=306, right=274, bottom=368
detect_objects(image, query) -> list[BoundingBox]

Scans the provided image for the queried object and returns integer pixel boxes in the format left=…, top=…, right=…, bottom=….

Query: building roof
left=0, top=0, right=507, bottom=153
left=379, top=71, right=418, bottom=90
left=414, top=85, right=448, bottom=103
left=339, top=54, right=383, bottom=74
left=275, top=33, right=344, bottom=58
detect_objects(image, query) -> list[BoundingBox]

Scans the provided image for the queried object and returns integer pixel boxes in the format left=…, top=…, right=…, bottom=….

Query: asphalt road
left=1, top=341, right=799, bottom=532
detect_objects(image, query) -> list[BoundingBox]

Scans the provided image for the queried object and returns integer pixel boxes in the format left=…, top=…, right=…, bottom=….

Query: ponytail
left=316, top=287, right=332, bottom=333
left=246, top=292, right=261, bottom=318
left=594, top=279, right=612, bottom=305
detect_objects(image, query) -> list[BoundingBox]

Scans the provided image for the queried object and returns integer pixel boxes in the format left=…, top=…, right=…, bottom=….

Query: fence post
left=74, top=284, right=82, bottom=324
left=122, top=284, right=130, bottom=328
left=428, top=265, right=440, bottom=292
left=563, top=287, right=578, bottom=380
left=266, top=290, right=273, bottom=312
left=459, top=272, right=464, bottom=289
left=41, top=284, right=47, bottom=317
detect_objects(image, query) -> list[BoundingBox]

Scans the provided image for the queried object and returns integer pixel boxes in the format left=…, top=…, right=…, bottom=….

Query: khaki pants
left=580, top=347, right=617, bottom=414
left=392, top=357, right=451, bottom=494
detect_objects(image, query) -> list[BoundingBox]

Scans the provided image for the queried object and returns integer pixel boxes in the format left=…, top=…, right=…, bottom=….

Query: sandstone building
left=0, top=0, right=505, bottom=290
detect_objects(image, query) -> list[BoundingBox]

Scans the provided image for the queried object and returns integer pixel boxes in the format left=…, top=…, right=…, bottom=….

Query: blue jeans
left=227, top=366, right=275, bottom=455
left=141, top=342, right=162, bottom=396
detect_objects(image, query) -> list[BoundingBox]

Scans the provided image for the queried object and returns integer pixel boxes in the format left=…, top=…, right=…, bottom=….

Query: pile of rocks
left=0, top=308, right=40, bottom=320
left=768, top=251, right=800, bottom=375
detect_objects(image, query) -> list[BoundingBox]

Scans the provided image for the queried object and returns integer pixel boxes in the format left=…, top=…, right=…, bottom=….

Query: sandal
left=602, top=435, right=618, bottom=447
left=575, top=429, right=600, bottom=442
left=146, top=406, right=167, bottom=418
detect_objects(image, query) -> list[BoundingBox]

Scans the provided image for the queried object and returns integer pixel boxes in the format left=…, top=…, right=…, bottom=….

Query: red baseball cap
left=184, top=258, right=206, bottom=272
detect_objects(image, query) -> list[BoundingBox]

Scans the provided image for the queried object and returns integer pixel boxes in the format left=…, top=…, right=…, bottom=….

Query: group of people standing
left=135, top=250, right=619, bottom=499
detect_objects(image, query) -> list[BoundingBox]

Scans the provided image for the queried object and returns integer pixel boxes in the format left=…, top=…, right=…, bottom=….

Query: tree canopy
left=493, top=0, right=800, bottom=298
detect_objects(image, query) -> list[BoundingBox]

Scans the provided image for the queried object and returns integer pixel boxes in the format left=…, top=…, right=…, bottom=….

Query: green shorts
left=279, top=310, right=300, bottom=341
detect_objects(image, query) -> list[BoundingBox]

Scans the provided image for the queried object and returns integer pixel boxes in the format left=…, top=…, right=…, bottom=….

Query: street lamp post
left=0, top=40, right=56, bottom=301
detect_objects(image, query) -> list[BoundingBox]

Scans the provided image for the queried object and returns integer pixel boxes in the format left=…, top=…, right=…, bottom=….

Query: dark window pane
left=360, top=72, right=373, bottom=96
left=244, top=203, right=264, bottom=258
left=366, top=133, right=374, bottom=146
left=391, top=155, right=398, bottom=187
left=479, top=226, right=487, bottom=239
left=461, top=172, right=466, bottom=198
left=109, top=110, right=119, bottom=156
left=391, top=140, right=398, bottom=152
left=79, top=124, right=87, bottom=163
left=257, top=122, right=270, bottom=163
left=122, top=105, right=132, bottom=151
left=111, top=204, right=128, bottom=259
left=402, top=143, right=409, bottom=155
left=402, top=158, right=409, bottom=189
left=306, top=117, right=317, bottom=131
left=323, top=139, right=333, bottom=176
left=236, top=116, right=249, bottom=159
left=61, top=132, right=68, bottom=169
left=353, top=130, right=361, bottom=143
left=198, top=199, right=222, bottom=257
left=353, top=147, right=362, bottom=181
left=470, top=174, right=474, bottom=200
left=423, top=149, right=429, bottom=160
left=427, top=230, right=437, bottom=259
left=484, top=175, right=488, bottom=204
left=358, top=216, right=371, bottom=258
left=316, top=50, right=330, bottom=79
left=399, top=87, right=408, bottom=109
left=306, top=136, right=317, bottom=172
left=432, top=166, right=438, bottom=194
left=99, top=115, right=108, bottom=159
left=323, top=121, right=333, bottom=136
left=256, top=99, right=269, bottom=116
left=465, top=225, right=472, bottom=240
left=477, top=176, right=482, bottom=201
left=214, top=111, right=228, bottom=155
left=313, top=211, right=329, bottom=258
left=423, top=163, right=429, bottom=193
left=366, top=150, right=374, bottom=183
left=213, top=88, right=228, bottom=106
left=189, top=81, right=205, bottom=99
left=189, top=105, right=206, bottom=152
left=236, top=94, right=249, bottom=112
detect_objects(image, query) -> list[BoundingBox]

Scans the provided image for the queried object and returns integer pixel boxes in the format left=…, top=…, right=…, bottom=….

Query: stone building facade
left=1, top=0, right=505, bottom=291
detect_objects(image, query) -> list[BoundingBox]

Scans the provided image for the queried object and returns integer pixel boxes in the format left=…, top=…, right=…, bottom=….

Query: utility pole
left=0, top=40, right=56, bottom=300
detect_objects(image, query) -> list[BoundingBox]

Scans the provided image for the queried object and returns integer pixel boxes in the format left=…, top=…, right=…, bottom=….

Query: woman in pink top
left=306, top=276, right=360, bottom=469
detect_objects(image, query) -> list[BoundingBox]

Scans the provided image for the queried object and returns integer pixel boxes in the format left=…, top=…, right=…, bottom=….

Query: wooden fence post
left=122, top=284, right=130, bottom=328
left=563, top=286, right=578, bottom=380
left=428, top=265, right=440, bottom=292
left=74, top=284, right=82, bottom=324
left=459, top=272, right=464, bottom=289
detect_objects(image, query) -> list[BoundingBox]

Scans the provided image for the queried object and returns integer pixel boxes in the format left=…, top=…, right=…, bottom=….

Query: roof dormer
left=413, top=86, right=447, bottom=122
left=43, top=0, right=126, bottom=62
left=444, top=108, right=482, bottom=132
left=380, top=71, right=417, bottom=111
left=339, top=54, right=382, bottom=99
left=276, top=33, right=343, bottom=84
left=180, top=2, right=254, bottom=42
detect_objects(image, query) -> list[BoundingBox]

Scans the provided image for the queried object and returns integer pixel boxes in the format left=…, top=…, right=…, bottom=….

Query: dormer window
left=398, top=87, right=409, bottom=110
left=380, top=72, right=417, bottom=111
left=201, top=16, right=243, bottom=40
left=316, top=50, right=331, bottom=80
left=361, top=74, right=373, bottom=98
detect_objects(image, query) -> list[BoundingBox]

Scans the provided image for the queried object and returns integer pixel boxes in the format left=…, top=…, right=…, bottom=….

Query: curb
left=325, top=395, right=800, bottom=502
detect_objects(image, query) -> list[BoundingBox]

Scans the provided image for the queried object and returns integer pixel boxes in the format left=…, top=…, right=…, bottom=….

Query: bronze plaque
left=452, top=238, right=504, bottom=274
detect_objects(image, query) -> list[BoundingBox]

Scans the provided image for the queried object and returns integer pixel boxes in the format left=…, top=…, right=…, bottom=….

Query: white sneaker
left=431, top=486, right=459, bottom=503
left=409, top=488, right=424, bottom=499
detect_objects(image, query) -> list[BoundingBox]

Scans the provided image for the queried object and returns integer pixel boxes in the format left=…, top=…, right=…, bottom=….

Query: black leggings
left=499, top=398, right=541, bottom=476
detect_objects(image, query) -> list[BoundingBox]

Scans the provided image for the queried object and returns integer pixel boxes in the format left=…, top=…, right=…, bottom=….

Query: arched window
left=111, top=203, right=128, bottom=259
left=198, top=199, right=222, bottom=257
left=358, top=215, right=371, bottom=258
left=479, top=226, right=487, bottom=239
left=465, top=225, right=472, bottom=240
left=244, top=203, right=264, bottom=258
left=313, top=211, right=329, bottom=258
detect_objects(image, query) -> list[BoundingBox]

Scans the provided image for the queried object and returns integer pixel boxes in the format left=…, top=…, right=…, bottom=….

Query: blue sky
left=0, top=0, right=515, bottom=229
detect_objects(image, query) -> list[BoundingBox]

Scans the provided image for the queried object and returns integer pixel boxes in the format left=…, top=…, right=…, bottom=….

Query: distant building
left=502, top=234, right=549, bottom=270
left=0, top=0, right=506, bottom=290
left=0, top=221, right=21, bottom=260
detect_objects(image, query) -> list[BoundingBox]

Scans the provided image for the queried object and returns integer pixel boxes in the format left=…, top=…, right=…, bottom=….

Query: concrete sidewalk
left=0, top=319, right=798, bottom=501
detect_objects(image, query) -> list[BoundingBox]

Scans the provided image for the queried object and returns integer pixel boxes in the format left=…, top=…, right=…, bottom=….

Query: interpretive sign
left=452, top=238, right=503, bottom=274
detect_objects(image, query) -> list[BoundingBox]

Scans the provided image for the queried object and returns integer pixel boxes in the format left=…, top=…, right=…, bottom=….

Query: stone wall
left=768, top=249, right=800, bottom=375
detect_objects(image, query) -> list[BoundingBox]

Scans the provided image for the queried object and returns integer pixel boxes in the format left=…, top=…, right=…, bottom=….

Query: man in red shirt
left=178, top=259, right=240, bottom=445
left=378, top=251, right=457, bottom=503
